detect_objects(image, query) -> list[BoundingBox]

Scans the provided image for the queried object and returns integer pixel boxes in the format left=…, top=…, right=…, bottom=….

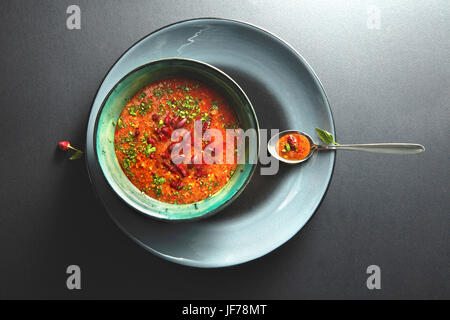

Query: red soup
left=114, top=77, right=240, bottom=204
left=276, top=133, right=311, bottom=161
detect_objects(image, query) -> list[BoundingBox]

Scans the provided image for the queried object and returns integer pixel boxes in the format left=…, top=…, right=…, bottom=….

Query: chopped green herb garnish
left=128, top=106, right=137, bottom=116
left=138, top=92, right=147, bottom=99
left=152, top=174, right=166, bottom=185
left=117, top=118, right=126, bottom=128
left=153, top=88, right=165, bottom=98
left=153, top=185, right=162, bottom=197
left=201, top=113, right=210, bottom=121
left=285, top=143, right=291, bottom=152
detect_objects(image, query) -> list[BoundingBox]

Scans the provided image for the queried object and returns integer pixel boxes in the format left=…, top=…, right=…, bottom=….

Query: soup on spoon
left=276, top=132, right=311, bottom=161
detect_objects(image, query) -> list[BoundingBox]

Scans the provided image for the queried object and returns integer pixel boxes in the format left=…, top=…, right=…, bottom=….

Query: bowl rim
left=93, top=57, right=260, bottom=221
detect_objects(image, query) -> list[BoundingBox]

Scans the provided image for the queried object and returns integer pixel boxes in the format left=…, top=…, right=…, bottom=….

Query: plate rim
left=85, top=17, right=337, bottom=268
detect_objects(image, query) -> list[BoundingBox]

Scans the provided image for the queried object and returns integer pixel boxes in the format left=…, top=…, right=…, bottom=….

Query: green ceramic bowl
left=95, top=58, right=259, bottom=221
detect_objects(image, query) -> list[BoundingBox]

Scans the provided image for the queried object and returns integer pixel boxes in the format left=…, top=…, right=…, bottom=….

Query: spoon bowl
left=268, top=130, right=316, bottom=164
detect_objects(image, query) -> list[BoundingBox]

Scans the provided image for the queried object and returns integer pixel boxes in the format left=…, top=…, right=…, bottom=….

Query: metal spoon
left=268, top=130, right=425, bottom=164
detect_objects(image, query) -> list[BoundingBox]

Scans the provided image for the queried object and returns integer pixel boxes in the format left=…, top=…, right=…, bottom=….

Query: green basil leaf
left=69, top=150, right=83, bottom=160
left=316, top=127, right=337, bottom=145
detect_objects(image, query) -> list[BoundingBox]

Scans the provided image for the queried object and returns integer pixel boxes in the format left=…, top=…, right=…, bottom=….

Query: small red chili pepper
left=58, top=141, right=83, bottom=160
left=58, top=141, right=70, bottom=151
left=58, top=141, right=82, bottom=152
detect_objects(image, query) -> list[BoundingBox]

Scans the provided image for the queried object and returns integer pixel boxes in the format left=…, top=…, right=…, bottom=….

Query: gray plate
left=86, top=18, right=335, bottom=268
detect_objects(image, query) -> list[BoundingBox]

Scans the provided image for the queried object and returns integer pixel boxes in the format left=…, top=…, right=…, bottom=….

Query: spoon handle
left=317, top=143, right=425, bottom=155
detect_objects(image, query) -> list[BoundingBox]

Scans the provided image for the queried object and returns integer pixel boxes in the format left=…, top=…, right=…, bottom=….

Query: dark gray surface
left=0, top=0, right=448, bottom=299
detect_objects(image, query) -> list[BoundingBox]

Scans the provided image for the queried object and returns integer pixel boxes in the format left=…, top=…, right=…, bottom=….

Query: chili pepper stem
left=67, top=145, right=83, bottom=153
